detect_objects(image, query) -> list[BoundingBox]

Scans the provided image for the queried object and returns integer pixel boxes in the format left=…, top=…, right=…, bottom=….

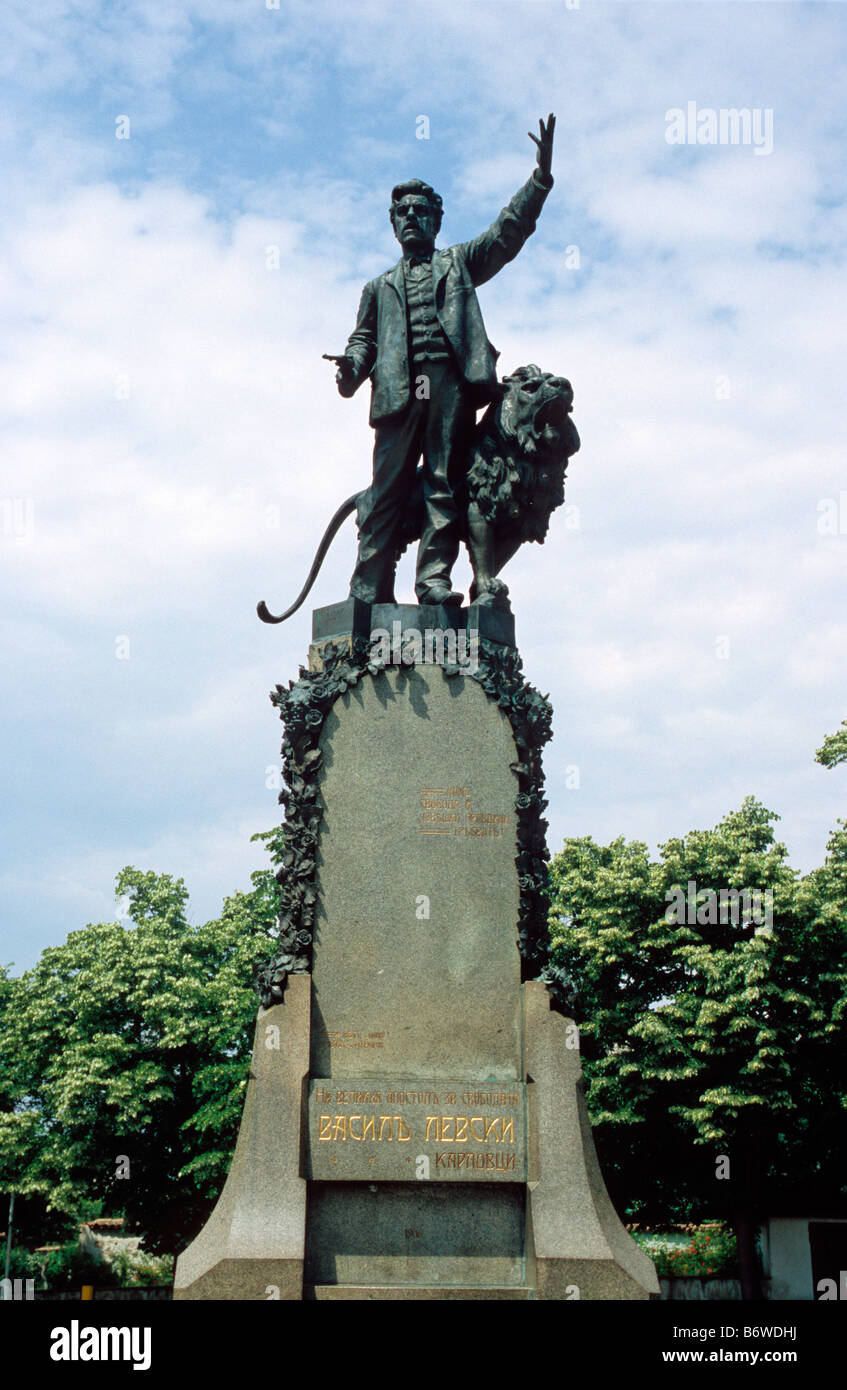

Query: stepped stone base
left=175, top=625, right=657, bottom=1302
left=306, top=1285, right=534, bottom=1300
left=173, top=978, right=310, bottom=1301
left=174, top=981, right=657, bottom=1301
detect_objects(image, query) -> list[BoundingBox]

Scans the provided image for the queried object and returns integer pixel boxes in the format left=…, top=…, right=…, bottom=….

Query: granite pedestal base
left=174, top=979, right=657, bottom=1300
left=174, top=612, right=657, bottom=1301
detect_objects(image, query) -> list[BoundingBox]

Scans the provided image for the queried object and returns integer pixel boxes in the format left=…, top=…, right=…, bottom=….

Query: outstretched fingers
left=529, top=114, right=555, bottom=147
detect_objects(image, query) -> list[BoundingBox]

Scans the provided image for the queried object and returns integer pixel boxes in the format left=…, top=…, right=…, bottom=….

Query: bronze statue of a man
left=330, top=115, right=556, bottom=607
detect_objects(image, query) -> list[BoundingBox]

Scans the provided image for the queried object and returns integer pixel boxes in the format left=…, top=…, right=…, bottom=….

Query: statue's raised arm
left=459, top=113, right=555, bottom=290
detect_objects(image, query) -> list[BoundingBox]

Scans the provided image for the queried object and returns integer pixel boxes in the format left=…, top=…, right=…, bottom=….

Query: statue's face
left=391, top=195, right=437, bottom=253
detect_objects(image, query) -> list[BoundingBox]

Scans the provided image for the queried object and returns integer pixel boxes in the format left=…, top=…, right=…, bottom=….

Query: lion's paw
left=473, top=577, right=512, bottom=612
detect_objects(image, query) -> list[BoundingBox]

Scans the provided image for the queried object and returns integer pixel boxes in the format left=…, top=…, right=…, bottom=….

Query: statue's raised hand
left=528, top=113, right=555, bottom=181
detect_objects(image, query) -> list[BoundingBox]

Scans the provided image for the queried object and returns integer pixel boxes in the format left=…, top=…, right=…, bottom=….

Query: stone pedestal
left=174, top=605, right=658, bottom=1300
left=524, top=982, right=658, bottom=1300
left=172, top=978, right=310, bottom=1300
left=311, top=662, right=521, bottom=1081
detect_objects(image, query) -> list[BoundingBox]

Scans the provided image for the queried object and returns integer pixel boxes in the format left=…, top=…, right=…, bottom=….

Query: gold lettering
left=332, top=1115, right=347, bottom=1142
left=486, top=1153, right=495, bottom=1168
left=425, top=1117, right=438, bottom=1142
left=455, top=1117, right=468, bottom=1143
left=396, top=1117, right=411, bottom=1141
left=362, top=1115, right=375, bottom=1141
left=378, top=1115, right=393, bottom=1141
left=502, top=1118, right=515, bottom=1144
left=484, top=1117, right=501, bottom=1143
left=440, top=1116, right=454, bottom=1142
left=348, top=1115, right=362, bottom=1140
left=469, top=1117, right=485, bottom=1142
left=318, top=1115, right=332, bottom=1141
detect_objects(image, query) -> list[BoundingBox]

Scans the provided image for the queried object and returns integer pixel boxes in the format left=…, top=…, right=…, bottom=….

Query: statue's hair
left=389, top=179, right=443, bottom=234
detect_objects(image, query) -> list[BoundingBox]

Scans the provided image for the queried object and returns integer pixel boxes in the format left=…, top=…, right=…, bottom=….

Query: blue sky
left=2, top=0, right=846, bottom=972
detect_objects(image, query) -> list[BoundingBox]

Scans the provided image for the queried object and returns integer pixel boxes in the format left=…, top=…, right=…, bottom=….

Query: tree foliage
left=0, top=830, right=281, bottom=1251
left=815, top=716, right=847, bottom=770
left=548, top=796, right=847, bottom=1234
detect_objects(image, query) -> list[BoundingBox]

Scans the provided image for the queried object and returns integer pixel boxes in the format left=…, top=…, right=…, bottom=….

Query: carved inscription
left=306, top=1078, right=527, bottom=1182
left=419, top=786, right=512, bottom=840
left=327, top=1030, right=385, bottom=1051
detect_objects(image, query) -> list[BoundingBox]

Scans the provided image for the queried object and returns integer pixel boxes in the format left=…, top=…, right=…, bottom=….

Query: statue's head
left=389, top=179, right=443, bottom=253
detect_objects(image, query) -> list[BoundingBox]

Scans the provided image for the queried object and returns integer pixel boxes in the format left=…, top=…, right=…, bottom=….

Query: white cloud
left=2, top=0, right=846, bottom=971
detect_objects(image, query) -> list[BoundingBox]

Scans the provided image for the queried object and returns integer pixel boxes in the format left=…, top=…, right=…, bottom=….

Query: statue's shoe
left=417, top=585, right=463, bottom=606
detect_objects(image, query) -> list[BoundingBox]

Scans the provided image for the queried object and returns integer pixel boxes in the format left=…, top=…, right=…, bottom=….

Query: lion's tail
left=257, top=490, right=362, bottom=625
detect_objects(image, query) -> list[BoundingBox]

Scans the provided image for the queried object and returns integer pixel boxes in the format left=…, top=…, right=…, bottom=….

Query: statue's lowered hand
left=323, top=353, right=356, bottom=397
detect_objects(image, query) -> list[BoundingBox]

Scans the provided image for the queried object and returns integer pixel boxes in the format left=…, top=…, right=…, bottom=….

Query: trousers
left=349, top=359, right=476, bottom=603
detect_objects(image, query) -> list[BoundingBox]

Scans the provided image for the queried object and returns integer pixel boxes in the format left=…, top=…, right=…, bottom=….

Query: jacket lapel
left=384, top=259, right=406, bottom=311
left=432, top=249, right=451, bottom=300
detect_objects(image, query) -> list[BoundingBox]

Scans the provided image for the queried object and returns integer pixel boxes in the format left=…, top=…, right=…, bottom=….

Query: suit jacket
left=344, top=172, right=553, bottom=425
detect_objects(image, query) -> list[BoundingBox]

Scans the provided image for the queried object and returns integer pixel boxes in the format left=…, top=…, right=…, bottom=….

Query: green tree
left=815, top=716, right=847, bottom=770
left=0, top=830, right=281, bottom=1252
left=548, top=797, right=847, bottom=1298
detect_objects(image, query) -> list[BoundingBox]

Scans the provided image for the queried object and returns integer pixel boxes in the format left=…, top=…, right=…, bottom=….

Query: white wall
left=764, top=1218, right=847, bottom=1301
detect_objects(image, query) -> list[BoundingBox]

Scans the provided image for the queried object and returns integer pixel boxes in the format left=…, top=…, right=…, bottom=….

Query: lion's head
left=467, top=364, right=579, bottom=544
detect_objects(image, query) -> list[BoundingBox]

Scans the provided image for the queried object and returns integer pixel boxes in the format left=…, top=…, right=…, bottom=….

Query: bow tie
left=406, top=253, right=432, bottom=269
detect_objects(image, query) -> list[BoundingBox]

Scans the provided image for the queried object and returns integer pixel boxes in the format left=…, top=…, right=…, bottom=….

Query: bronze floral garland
left=254, top=635, right=573, bottom=1012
